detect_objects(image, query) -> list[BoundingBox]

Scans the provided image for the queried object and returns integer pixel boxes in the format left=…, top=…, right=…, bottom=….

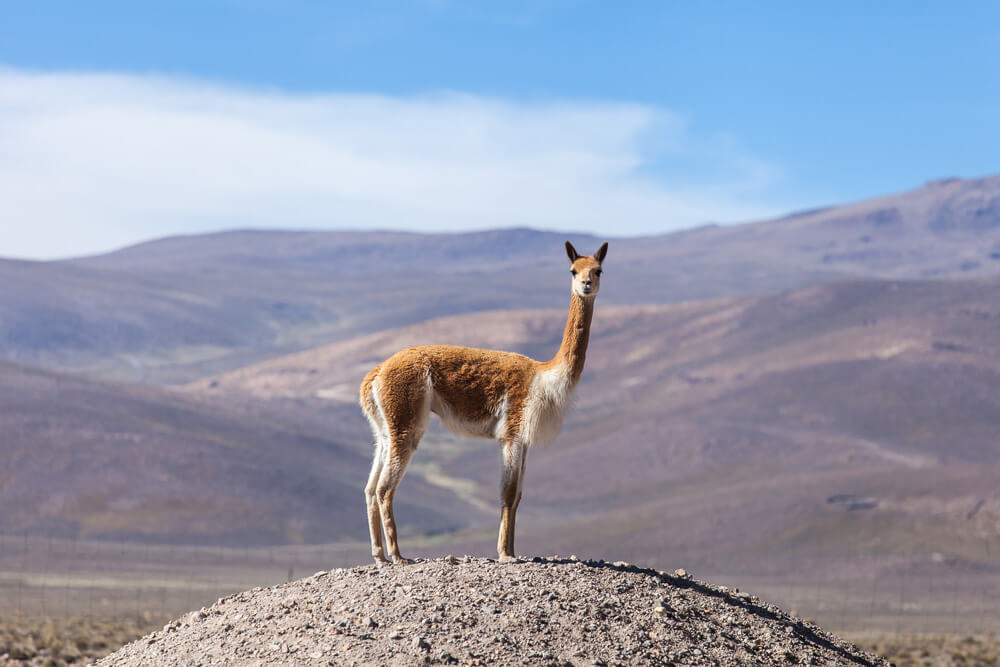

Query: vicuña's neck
left=551, top=293, right=594, bottom=385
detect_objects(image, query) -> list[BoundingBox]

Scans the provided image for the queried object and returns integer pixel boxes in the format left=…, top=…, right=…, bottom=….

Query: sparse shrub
left=8, top=638, right=38, bottom=660
left=848, top=633, right=1000, bottom=667
left=0, top=616, right=160, bottom=665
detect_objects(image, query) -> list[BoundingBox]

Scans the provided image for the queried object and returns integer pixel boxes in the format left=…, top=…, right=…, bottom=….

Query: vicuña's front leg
left=498, top=441, right=527, bottom=562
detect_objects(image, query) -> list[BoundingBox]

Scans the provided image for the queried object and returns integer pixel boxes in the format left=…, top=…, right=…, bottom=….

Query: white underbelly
left=430, top=390, right=507, bottom=440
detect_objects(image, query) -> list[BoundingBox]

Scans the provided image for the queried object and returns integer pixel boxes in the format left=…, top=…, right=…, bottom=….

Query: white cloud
left=0, top=68, right=790, bottom=260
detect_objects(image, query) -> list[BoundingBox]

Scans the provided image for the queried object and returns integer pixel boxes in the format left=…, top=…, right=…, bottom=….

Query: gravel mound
left=98, top=556, right=888, bottom=666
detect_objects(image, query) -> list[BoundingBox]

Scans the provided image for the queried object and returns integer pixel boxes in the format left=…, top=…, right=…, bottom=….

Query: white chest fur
left=519, top=364, right=575, bottom=446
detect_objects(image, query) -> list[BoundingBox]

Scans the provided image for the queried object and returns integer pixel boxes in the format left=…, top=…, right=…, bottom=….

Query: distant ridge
left=2, top=173, right=1000, bottom=382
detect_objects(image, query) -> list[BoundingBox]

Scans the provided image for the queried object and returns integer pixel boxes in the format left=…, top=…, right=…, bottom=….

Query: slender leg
left=507, top=448, right=528, bottom=556
left=370, top=368, right=429, bottom=565
left=364, top=441, right=389, bottom=565
left=498, top=440, right=526, bottom=562
left=376, top=442, right=414, bottom=564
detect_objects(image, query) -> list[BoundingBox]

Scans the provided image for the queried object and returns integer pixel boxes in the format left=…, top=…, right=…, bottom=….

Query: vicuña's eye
left=595, top=270, right=602, bottom=277
left=570, top=270, right=577, bottom=276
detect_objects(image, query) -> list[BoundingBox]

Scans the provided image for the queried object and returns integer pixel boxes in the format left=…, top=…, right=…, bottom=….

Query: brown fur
left=360, top=241, right=607, bottom=564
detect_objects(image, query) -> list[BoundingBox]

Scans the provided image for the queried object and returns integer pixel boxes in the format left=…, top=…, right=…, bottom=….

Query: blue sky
left=1, top=1, right=998, bottom=259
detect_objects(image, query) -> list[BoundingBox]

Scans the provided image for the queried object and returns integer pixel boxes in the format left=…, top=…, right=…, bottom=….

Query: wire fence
left=0, top=534, right=371, bottom=623
left=736, top=571, right=1000, bottom=635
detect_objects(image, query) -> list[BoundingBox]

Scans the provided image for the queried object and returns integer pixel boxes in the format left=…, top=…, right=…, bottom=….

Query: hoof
left=373, top=554, right=391, bottom=567
left=498, top=554, right=519, bottom=563
left=391, top=555, right=413, bottom=565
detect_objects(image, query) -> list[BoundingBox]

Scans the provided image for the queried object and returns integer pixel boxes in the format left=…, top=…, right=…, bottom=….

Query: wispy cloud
left=0, top=68, right=790, bottom=260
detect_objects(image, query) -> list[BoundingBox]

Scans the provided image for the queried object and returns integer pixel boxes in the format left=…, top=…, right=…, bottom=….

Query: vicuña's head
left=565, top=241, right=608, bottom=298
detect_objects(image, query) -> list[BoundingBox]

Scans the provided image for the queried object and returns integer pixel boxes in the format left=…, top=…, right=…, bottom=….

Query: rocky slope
left=98, top=557, right=888, bottom=666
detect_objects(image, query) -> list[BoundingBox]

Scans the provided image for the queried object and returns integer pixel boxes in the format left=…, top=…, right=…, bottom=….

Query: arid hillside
left=3, top=174, right=1000, bottom=383
left=6, top=272, right=999, bottom=576
left=190, top=277, right=1000, bottom=575
left=0, top=361, right=475, bottom=545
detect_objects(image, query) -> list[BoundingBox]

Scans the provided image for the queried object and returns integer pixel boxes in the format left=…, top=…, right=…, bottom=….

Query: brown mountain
left=189, top=277, right=1000, bottom=575
left=3, top=174, right=1000, bottom=383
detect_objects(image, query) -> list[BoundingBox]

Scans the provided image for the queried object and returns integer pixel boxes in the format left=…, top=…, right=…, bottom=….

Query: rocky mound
left=98, top=557, right=888, bottom=666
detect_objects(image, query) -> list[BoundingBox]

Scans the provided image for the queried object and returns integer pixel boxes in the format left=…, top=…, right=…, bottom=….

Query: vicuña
left=360, top=241, right=608, bottom=564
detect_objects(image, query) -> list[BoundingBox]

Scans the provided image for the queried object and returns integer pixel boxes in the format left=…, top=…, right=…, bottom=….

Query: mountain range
left=2, top=173, right=999, bottom=581
left=2, top=173, right=999, bottom=384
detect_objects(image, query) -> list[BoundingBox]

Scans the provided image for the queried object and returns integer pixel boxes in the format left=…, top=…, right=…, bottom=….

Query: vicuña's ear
left=565, top=241, right=580, bottom=262
left=594, top=242, right=608, bottom=263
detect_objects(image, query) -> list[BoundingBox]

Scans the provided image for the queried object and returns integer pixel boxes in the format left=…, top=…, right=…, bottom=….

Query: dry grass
left=848, top=633, right=1000, bottom=667
left=0, top=616, right=160, bottom=665
left=1, top=617, right=997, bottom=666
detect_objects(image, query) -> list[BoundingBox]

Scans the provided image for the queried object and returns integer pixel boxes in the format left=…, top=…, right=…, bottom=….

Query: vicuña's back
left=360, top=241, right=608, bottom=564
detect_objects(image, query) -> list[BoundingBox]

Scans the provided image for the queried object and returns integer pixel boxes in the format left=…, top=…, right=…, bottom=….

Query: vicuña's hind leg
left=364, top=441, right=388, bottom=565
left=376, top=441, right=415, bottom=564
left=371, top=368, right=429, bottom=564
left=498, top=440, right=527, bottom=562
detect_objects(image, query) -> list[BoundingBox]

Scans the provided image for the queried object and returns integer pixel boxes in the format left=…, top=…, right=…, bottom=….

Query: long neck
left=551, top=293, right=595, bottom=385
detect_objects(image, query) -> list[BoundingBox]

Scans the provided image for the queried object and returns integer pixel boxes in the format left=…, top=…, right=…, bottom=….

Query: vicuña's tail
left=359, top=365, right=381, bottom=420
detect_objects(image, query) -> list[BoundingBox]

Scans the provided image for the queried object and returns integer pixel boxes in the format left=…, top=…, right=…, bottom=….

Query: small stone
left=613, top=560, right=630, bottom=568
left=674, top=568, right=690, bottom=579
left=312, top=570, right=328, bottom=578
left=363, top=616, right=377, bottom=628
left=412, top=636, right=431, bottom=652
left=444, top=554, right=458, bottom=564
left=435, top=648, right=459, bottom=664
left=654, top=606, right=666, bottom=614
